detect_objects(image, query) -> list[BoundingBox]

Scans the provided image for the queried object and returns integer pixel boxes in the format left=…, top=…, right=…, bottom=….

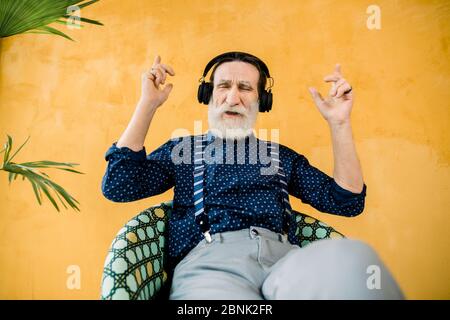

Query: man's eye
left=216, top=84, right=251, bottom=90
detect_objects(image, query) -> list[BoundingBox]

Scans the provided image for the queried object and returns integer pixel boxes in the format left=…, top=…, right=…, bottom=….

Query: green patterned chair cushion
left=293, top=213, right=345, bottom=248
left=100, top=201, right=344, bottom=300
left=101, top=201, right=172, bottom=300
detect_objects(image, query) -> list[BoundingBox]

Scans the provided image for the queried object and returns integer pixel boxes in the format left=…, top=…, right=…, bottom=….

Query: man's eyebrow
left=216, top=79, right=253, bottom=87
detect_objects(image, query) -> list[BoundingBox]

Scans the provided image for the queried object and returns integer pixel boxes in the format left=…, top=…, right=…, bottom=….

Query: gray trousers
left=169, top=226, right=405, bottom=300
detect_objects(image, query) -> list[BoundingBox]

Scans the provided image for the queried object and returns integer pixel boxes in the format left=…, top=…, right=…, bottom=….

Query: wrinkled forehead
left=213, top=61, right=260, bottom=87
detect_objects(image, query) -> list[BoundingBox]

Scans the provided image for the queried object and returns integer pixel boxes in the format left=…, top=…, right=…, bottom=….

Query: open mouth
left=224, top=111, right=241, bottom=116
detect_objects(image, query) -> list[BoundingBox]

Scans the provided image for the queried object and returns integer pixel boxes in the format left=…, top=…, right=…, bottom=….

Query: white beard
left=208, top=100, right=259, bottom=140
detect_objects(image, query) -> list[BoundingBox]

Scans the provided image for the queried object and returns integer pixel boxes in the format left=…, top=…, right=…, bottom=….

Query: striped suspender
left=268, top=142, right=293, bottom=234
left=192, top=135, right=292, bottom=242
left=193, top=134, right=212, bottom=242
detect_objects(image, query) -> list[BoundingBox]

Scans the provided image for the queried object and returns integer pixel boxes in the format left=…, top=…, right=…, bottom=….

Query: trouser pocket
left=257, top=237, right=295, bottom=267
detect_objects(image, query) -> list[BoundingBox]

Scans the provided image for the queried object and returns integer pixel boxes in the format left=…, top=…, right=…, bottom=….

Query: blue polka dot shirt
left=102, top=131, right=367, bottom=266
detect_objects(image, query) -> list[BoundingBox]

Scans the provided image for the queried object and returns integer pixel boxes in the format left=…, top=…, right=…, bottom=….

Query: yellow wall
left=0, top=0, right=448, bottom=299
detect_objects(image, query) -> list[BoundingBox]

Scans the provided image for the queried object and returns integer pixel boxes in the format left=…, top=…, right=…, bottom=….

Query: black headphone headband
left=197, top=51, right=274, bottom=113
left=201, top=51, right=271, bottom=79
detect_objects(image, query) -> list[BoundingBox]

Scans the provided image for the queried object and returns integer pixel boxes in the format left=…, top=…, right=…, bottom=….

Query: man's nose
left=226, top=86, right=241, bottom=107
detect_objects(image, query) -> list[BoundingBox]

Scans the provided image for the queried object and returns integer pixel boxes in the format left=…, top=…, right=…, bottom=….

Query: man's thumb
left=163, top=83, right=173, bottom=95
left=308, top=87, right=324, bottom=105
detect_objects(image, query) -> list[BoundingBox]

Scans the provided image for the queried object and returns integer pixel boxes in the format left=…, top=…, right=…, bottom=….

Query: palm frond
left=0, top=0, right=102, bottom=40
left=14, top=161, right=84, bottom=174
left=1, top=135, right=83, bottom=212
left=54, top=19, right=85, bottom=29
left=7, top=135, right=29, bottom=163
left=4, top=162, right=81, bottom=212
left=63, top=15, right=102, bottom=26
left=33, top=25, right=74, bottom=41
left=2, top=135, right=12, bottom=166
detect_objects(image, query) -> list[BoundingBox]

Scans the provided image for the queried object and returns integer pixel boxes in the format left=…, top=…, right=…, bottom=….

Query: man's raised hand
left=308, top=64, right=354, bottom=125
left=140, top=55, right=176, bottom=109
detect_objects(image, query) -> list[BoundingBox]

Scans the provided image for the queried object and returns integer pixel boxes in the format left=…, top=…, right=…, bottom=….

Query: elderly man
left=101, top=52, right=404, bottom=299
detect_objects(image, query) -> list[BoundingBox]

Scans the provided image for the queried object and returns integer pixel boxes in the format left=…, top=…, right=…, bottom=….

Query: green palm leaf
left=0, top=0, right=103, bottom=41
left=1, top=135, right=84, bottom=212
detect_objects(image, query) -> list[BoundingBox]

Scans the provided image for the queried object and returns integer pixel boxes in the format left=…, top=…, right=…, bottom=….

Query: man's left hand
left=308, top=64, right=353, bottom=125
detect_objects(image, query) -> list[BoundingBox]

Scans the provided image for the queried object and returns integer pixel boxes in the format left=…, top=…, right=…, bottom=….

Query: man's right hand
left=140, top=55, right=175, bottom=109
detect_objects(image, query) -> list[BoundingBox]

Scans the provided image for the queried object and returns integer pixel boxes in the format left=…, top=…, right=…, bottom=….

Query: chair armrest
left=100, top=201, right=173, bottom=300
left=289, top=210, right=345, bottom=247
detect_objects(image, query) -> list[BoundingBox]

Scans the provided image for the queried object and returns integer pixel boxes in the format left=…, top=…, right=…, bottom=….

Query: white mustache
left=219, top=105, right=246, bottom=115
left=208, top=100, right=259, bottom=140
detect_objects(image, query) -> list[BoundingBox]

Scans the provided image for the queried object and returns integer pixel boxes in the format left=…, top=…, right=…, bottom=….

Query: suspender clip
left=203, top=230, right=212, bottom=243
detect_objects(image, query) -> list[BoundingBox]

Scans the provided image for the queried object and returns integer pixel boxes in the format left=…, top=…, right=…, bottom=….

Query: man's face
left=208, top=61, right=260, bottom=140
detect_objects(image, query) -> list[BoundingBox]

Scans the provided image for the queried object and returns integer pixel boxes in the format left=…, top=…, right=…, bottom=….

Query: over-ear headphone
left=197, top=51, right=274, bottom=112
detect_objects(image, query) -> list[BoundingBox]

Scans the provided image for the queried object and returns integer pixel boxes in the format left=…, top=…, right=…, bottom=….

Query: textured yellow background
left=0, top=0, right=448, bottom=299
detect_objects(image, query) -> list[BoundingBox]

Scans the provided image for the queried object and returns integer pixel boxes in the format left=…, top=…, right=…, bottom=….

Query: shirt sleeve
left=101, top=139, right=175, bottom=202
left=288, top=152, right=367, bottom=217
